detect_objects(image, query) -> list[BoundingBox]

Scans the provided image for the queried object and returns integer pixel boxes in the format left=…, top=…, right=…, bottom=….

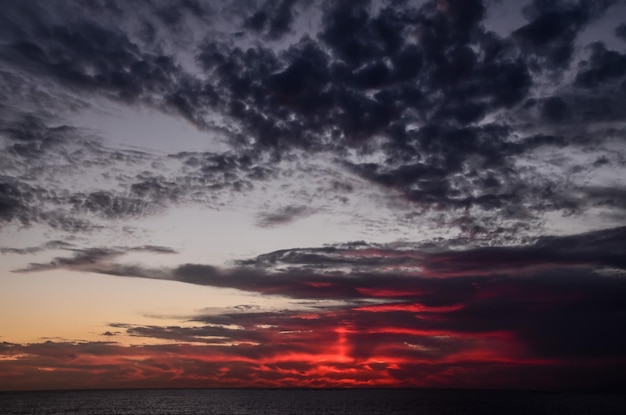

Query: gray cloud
left=0, top=0, right=624, bottom=241
left=256, top=205, right=315, bottom=227
left=1, top=240, right=74, bottom=255
left=15, top=226, right=626, bottom=303
left=14, top=244, right=177, bottom=276
left=616, top=22, right=626, bottom=41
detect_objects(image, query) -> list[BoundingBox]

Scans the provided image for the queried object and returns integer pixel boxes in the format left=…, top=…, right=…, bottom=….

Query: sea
left=1, top=389, right=625, bottom=415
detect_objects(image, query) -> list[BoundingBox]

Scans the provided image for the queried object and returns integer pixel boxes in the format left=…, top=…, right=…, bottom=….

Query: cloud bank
left=5, top=226, right=626, bottom=389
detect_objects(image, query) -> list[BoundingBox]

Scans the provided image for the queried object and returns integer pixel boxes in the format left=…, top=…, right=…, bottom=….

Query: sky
left=1, top=0, right=626, bottom=391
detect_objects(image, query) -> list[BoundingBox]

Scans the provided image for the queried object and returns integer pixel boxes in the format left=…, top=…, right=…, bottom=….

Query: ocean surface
left=1, top=389, right=625, bottom=415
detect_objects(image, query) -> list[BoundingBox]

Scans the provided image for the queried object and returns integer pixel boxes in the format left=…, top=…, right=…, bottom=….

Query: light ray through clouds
left=1, top=0, right=626, bottom=391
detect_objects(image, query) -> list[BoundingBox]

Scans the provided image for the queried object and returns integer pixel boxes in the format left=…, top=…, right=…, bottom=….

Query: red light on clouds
left=306, top=281, right=334, bottom=288
left=355, top=287, right=425, bottom=297
left=354, top=302, right=463, bottom=313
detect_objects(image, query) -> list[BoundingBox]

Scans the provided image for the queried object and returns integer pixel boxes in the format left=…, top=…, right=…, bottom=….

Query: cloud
left=129, top=245, right=178, bottom=254
left=117, top=255, right=626, bottom=384
left=421, top=226, right=626, bottom=276
left=513, top=0, right=614, bottom=72
left=616, top=22, right=626, bottom=42
left=15, top=234, right=624, bottom=385
left=575, top=42, right=626, bottom=88
left=14, top=244, right=178, bottom=275
left=1, top=2, right=192, bottom=108
left=16, top=226, right=626, bottom=296
left=0, top=179, right=33, bottom=225
left=0, top=108, right=279, bottom=230
left=1, top=0, right=624, bottom=241
left=0, top=113, right=157, bottom=230
left=11, top=227, right=626, bottom=378
left=15, top=248, right=124, bottom=273
left=245, top=0, right=300, bottom=39
left=4, top=249, right=626, bottom=391
left=256, top=205, right=315, bottom=227
left=1, top=240, right=73, bottom=255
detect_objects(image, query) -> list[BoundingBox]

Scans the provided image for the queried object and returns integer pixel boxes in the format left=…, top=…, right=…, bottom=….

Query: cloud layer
left=0, top=0, right=625, bottom=240
left=4, top=226, right=626, bottom=389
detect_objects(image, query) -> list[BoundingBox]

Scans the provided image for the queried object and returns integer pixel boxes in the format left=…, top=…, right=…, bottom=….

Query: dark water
left=1, top=389, right=625, bottom=415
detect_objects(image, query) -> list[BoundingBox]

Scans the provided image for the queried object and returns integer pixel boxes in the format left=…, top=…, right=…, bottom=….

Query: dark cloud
left=540, top=96, right=569, bottom=121
left=17, top=226, right=626, bottom=302
left=153, top=0, right=210, bottom=29
left=0, top=179, right=32, bottom=225
left=320, top=1, right=386, bottom=66
left=235, top=226, right=626, bottom=281
left=14, top=244, right=178, bottom=274
left=1, top=11, right=186, bottom=105
left=343, top=124, right=534, bottom=220
left=130, top=245, right=178, bottom=254
left=168, top=151, right=274, bottom=192
left=256, top=205, right=315, bottom=227
left=575, top=42, right=626, bottom=88
left=514, top=0, right=615, bottom=72
left=16, top=247, right=122, bottom=273
left=0, top=240, right=73, bottom=255
left=235, top=243, right=418, bottom=272
left=422, top=226, right=626, bottom=276
left=616, top=22, right=626, bottom=42
left=0, top=0, right=216, bottom=135
left=70, top=191, right=155, bottom=219
left=245, top=0, right=299, bottom=39
left=189, top=0, right=538, bottom=230
left=1, top=0, right=623, bottom=238
left=0, top=114, right=72, bottom=145
left=196, top=0, right=534, bottom=158
left=441, top=268, right=626, bottom=359
left=100, top=264, right=626, bottom=388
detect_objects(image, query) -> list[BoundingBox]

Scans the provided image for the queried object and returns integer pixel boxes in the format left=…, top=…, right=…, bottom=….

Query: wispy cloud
left=256, top=205, right=316, bottom=227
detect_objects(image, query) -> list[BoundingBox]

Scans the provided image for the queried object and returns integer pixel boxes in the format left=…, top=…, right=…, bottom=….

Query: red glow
left=355, top=288, right=425, bottom=297
left=1, top=333, right=623, bottom=390
left=307, top=281, right=334, bottom=288
left=353, top=302, right=464, bottom=313
left=0, top=316, right=526, bottom=390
